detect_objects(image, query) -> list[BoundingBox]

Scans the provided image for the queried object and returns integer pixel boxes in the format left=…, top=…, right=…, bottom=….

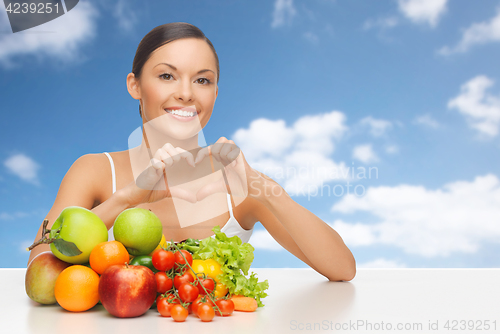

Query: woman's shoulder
left=67, top=151, right=129, bottom=203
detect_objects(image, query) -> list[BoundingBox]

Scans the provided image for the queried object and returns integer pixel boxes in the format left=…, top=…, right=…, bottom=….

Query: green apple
left=49, top=206, right=108, bottom=264
left=113, top=208, right=163, bottom=256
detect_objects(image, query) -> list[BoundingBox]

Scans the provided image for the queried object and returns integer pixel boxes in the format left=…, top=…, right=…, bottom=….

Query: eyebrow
left=153, top=62, right=215, bottom=75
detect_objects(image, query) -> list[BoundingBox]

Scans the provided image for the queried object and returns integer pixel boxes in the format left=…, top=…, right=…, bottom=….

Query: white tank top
left=103, top=152, right=254, bottom=244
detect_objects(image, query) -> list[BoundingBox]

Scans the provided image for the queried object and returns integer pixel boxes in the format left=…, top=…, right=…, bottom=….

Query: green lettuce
left=179, top=226, right=269, bottom=307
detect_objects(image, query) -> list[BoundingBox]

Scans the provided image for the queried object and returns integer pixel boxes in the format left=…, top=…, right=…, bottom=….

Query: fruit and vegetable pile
left=26, top=206, right=269, bottom=322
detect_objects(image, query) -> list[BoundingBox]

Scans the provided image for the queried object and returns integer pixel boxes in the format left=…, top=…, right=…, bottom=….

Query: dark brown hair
left=132, top=22, right=220, bottom=116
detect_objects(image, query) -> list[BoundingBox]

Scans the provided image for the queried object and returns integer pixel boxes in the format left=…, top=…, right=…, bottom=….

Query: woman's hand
left=123, top=143, right=197, bottom=206
left=194, top=137, right=266, bottom=201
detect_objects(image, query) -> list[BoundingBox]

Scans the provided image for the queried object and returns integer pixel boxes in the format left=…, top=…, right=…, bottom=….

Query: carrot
left=230, top=296, right=258, bottom=312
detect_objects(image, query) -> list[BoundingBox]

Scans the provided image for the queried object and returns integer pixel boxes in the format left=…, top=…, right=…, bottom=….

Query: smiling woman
left=27, top=22, right=356, bottom=282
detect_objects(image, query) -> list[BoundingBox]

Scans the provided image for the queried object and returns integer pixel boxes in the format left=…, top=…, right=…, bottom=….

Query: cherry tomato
left=174, top=250, right=193, bottom=271
left=155, top=272, right=173, bottom=294
left=197, top=302, right=215, bottom=322
left=178, top=283, right=199, bottom=303
left=215, top=298, right=235, bottom=316
left=191, top=296, right=203, bottom=317
left=195, top=277, right=215, bottom=296
left=192, top=295, right=215, bottom=317
left=170, top=304, right=189, bottom=322
left=157, top=297, right=173, bottom=317
left=152, top=249, right=175, bottom=271
left=174, top=272, right=195, bottom=289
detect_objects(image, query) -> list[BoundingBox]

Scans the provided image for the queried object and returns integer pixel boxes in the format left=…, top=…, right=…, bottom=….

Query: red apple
left=25, top=251, right=72, bottom=304
left=98, top=263, right=156, bottom=318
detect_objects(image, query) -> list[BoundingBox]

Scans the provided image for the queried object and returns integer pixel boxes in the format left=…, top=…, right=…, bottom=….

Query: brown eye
left=160, top=73, right=173, bottom=80
left=197, top=78, right=210, bottom=85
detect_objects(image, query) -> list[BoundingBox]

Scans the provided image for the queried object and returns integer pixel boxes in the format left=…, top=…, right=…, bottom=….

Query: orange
left=89, top=240, right=130, bottom=275
left=54, top=265, right=100, bottom=312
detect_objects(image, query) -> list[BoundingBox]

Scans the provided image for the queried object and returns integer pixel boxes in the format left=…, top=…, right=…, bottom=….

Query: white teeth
left=166, top=109, right=196, bottom=117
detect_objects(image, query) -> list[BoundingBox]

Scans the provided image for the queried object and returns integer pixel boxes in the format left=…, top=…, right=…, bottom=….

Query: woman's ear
left=127, top=73, right=141, bottom=100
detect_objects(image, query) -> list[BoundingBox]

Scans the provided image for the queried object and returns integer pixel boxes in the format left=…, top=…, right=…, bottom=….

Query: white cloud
left=414, top=114, right=440, bottom=128
left=357, top=258, right=407, bottom=268
left=19, top=239, right=32, bottom=253
left=233, top=111, right=351, bottom=195
left=363, top=17, right=399, bottom=31
left=0, top=211, right=30, bottom=220
left=448, top=75, right=500, bottom=137
left=385, top=145, right=399, bottom=154
left=439, top=8, right=500, bottom=55
left=302, top=31, right=319, bottom=44
left=113, top=0, right=137, bottom=32
left=232, top=118, right=295, bottom=162
left=4, top=153, right=41, bottom=185
left=352, top=144, right=379, bottom=164
left=359, top=116, right=393, bottom=137
left=248, top=229, right=283, bottom=251
left=331, top=174, right=500, bottom=257
left=0, top=1, right=98, bottom=67
left=271, top=0, right=297, bottom=28
left=398, top=0, right=448, bottom=28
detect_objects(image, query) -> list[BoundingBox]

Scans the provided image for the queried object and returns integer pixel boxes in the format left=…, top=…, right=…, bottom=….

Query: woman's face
left=127, top=38, right=218, bottom=140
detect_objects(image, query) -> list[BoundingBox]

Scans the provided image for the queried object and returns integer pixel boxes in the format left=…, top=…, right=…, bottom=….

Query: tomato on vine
left=156, top=297, right=172, bottom=317
left=215, top=298, right=235, bottom=316
left=178, top=282, right=199, bottom=303
left=174, top=272, right=195, bottom=289
left=174, top=250, right=193, bottom=271
left=155, top=272, right=173, bottom=294
left=197, top=302, right=215, bottom=322
left=170, top=304, right=189, bottom=322
left=152, top=249, right=175, bottom=271
left=195, top=277, right=215, bottom=296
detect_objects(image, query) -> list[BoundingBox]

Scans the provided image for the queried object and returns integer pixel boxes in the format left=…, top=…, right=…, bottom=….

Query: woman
left=27, top=22, right=356, bottom=281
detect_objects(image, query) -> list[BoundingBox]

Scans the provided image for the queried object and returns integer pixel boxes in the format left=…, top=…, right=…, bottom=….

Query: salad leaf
left=179, top=225, right=269, bottom=307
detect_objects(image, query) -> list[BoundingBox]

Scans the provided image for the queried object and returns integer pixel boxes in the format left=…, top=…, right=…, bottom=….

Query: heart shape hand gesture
left=130, top=138, right=250, bottom=207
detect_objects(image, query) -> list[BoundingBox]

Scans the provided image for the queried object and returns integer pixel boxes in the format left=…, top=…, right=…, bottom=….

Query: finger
left=163, top=144, right=181, bottom=163
left=227, top=145, right=240, bottom=162
left=151, top=158, right=165, bottom=171
left=153, top=148, right=174, bottom=168
left=194, top=146, right=210, bottom=164
left=221, top=142, right=240, bottom=167
left=210, top=142, right=224, bottom=163
left=219, top=143, right=233, bottom=166
left=174, top=147, right=195, bottom=167
left=136, top=161, right=166, bottom=190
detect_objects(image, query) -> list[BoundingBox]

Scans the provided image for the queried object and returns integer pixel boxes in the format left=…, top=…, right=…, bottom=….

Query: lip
left=164, top=106, right=199, bottom=122
left=164, top=106, right=199, bottom=113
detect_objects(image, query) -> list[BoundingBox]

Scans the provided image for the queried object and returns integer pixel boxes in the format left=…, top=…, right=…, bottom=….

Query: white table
left=2, top=268, right=500, bottom=333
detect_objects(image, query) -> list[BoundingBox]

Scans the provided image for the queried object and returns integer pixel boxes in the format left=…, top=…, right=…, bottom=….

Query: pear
left=25, top=251, right=71, bottom=304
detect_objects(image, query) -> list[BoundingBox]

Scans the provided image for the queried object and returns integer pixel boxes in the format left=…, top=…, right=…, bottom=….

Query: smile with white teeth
left=165, top=109, right=197, bottom=117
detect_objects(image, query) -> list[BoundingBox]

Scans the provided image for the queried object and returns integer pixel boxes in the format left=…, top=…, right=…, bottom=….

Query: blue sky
left=1, top=0, right=500, bottom=269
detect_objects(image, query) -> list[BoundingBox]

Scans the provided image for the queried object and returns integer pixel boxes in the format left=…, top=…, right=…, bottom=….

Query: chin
left=144, top=113, right=203, bottom=141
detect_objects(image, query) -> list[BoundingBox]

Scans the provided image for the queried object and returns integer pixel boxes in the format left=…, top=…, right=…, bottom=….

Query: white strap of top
left=103, top=152, right=116, bottom=194
left=226, top=193, right=234, bottom=218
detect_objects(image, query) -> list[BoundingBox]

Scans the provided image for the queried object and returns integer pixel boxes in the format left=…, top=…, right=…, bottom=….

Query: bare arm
left=27, top=154, right=132, bottom=266
left=250, top=170, right=356, bottom=282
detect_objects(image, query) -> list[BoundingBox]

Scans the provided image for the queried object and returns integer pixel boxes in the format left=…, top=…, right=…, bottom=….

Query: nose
left=174, top=80, right=194, bottom=102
